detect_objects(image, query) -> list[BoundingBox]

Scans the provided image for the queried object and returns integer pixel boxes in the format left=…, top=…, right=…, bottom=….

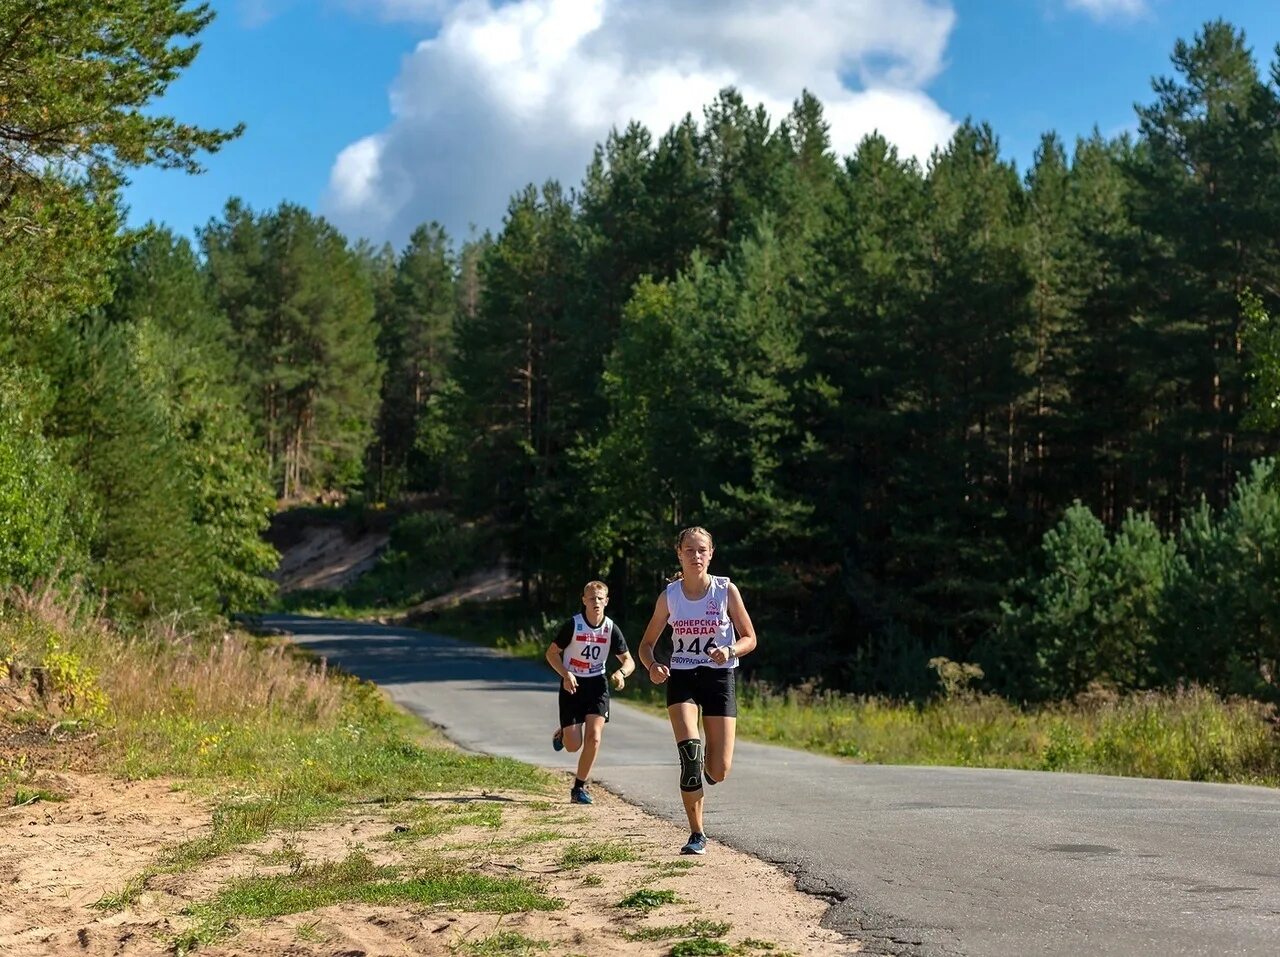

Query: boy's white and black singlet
left=666, top=576, right=737, bottom=671
left=554, top=614, right=627, bottom=678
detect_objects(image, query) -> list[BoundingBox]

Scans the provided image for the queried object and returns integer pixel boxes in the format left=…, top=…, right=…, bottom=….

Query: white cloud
left=323, top=0, right=960, bottom=245
left=334, top=0, right=453, bottom=21
left=1064, top=0, right=1148, bottom=20
left=236, top=0, right=297, bottom=27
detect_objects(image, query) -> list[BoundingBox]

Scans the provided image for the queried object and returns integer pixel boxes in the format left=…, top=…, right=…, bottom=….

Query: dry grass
left=105, top=631, right=347, bottom=726
left=2, top=580, right=345, bottom=730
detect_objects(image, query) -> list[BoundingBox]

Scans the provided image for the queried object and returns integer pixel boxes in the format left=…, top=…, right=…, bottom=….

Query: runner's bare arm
left=545, top=640, right=577, bottom=692
left=637, top=592, right=671, bottom=684
left=724, top=582, right=757, bottom=659
left=610, top=650, right=635, bottom=690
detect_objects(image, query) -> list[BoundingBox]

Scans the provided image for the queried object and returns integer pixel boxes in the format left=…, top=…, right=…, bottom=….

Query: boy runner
left=546, top=580, right=634, bottom=804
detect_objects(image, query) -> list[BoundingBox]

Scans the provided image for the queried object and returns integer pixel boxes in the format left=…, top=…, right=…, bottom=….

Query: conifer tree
left=108, top=228, right=278, bottom=609
left=44, top=319, right=209, bottom=615
left=202, top=201, right=381, bottom=497
left=1127, top=20, right=1280, bottom=517
left=371, top=224, right=455, bottom=498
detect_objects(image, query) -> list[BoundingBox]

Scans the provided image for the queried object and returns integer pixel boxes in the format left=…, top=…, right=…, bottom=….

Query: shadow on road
left=259, top=613, right=550, bottom=693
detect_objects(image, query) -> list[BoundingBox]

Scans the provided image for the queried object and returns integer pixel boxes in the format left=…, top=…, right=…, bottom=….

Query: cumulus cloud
left=323, top=0, right=961, bottom=245
left=236, top=0, right=298, bottom=27
left=1063, top=0, right=1148, bottom=20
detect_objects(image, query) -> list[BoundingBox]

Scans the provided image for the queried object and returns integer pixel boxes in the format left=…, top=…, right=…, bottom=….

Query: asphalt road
left=262, top=614, right=1280, bottom=957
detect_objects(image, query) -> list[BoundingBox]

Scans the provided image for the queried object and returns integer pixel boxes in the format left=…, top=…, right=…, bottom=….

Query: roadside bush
left=0, top=371, right=87, bottom=587
left=987, top=504, right=1175, bottom=701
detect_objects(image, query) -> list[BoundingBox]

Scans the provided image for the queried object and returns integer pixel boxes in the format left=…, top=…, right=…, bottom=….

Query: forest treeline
left=2, top=10, right=1280, bottom=701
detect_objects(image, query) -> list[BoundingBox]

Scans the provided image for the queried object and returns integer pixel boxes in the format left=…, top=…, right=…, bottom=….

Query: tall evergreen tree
left=892, top=122, right=1030, bottom=647
left=0, top=0, right=239, bottom=339
left=44, top=318, right=209, bottom=615
left=202, top=201, right=381, bottom=498
left=370, top=224, right=455, bottom=498
left=449, top=184, right=583, bottom=599
left=1127, top=20, right=1280, bottom=518
left=802, top=133, right=931, bottom=679
left=597, top=222, right=809, bottom=653
left=108, top=228, right=278, bottom=609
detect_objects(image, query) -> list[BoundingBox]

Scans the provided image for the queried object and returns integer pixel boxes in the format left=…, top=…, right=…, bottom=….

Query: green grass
left=118, top=703, right=550, bottom=797
left=624, top=919, right=730, bottom=941
left=451, top=931, right=551, bottom=955
left=68, top=614, right=553, bottom=911
left=99, top=731, right=551, bottom=910
left=617, top=888, right=678, bottom=911
left=732, top=683, right=1280, bottom=785
left=258, top=841, right=305, bottom=869
left=559, top=841, right=638, bottom=869
left=11, top=786, right=67, bottom=805
left=647, top=859, right=699, bottom=873
left=385, top=800, right=504, bottom=840
left=670, top=941, right=736, bottom=957
left=176, top=851, right=562, bottom=952
left=489, top=828, right=563, bottom=849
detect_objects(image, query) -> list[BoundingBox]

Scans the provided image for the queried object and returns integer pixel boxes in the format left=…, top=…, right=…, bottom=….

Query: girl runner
left=637, top=527, right=757, bottom=854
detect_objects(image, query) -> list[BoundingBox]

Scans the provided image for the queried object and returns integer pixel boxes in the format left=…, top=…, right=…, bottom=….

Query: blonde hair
left=669, top=526, right=714, bottom=581
left=583, top=580, right=609, bottom=595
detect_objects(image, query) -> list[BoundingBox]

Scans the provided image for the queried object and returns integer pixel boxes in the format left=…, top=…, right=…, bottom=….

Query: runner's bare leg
left=668, top=702, right=703, bottom=833
left=703, top=715, right=736, bottom=782
left=577, top=713, right=605, bottom=782
left=561, top=723, right=584, bottom=753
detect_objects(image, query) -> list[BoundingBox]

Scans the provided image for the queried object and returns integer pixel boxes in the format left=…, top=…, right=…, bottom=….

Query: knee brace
left=677, top=738, right=704, bottom=792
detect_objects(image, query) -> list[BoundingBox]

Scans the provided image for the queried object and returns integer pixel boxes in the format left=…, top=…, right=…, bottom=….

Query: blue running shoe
left=680, top=832, right=707, bottom=855
left=570, top=786, right=593, bottom=805
left=552, top=728, right=564, bottom=752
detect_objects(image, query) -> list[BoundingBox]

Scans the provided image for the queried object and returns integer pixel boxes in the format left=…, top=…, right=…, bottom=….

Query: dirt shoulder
left=0, top=763, right=857, bottom=956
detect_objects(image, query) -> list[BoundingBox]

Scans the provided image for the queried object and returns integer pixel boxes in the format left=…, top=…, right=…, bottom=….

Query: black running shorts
left=665, top=666, right=737, bottom=717
left=559, top=674, right=610, bottom=728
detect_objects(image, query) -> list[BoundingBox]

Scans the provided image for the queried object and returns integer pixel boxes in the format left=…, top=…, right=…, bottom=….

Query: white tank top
left=562, top=613, right=614, bottom=677
left=666, top=576, right=736, bottom=671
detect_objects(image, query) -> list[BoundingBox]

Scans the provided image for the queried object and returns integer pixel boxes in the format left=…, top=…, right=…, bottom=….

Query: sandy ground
left=273, top=526, right=391, bottom=593
left=391, top=569, right=521, bottom=623
left=0, top=764, right=859, bottom=956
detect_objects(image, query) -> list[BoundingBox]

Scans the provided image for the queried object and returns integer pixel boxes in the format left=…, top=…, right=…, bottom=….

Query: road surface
left=262, top=614, right=1280, bottom=957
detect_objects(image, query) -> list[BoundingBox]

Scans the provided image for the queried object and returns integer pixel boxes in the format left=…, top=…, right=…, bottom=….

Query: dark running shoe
left=680, top=832, right=707, bottom=855
left=570, top=785, right=593, bottom=805
left=552, top=728, right=564, bottom=752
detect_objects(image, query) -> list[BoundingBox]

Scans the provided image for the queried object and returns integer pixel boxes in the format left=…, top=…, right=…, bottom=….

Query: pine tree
left=108, top=228, right=278, bottom=609
left=597, top=223, right=809, bottom=652
left=896, top=122, right=1031, bottom=648
left=0, top=0, right=239, bottom=339
left=1127, top=20, right=1280, bottom=518
left=449, top=184, right=583, bottom=600
left=802, top=133, right=931, bottom=676
left=371, top=224, right=455, bottom=498
left=202, top=201, right=381, bottom=497
left=44, top=318, right=209, bottom=615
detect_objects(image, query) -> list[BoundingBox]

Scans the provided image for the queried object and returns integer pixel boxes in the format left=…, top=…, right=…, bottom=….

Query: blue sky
left=123, top=0, right=1280, bottom=248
